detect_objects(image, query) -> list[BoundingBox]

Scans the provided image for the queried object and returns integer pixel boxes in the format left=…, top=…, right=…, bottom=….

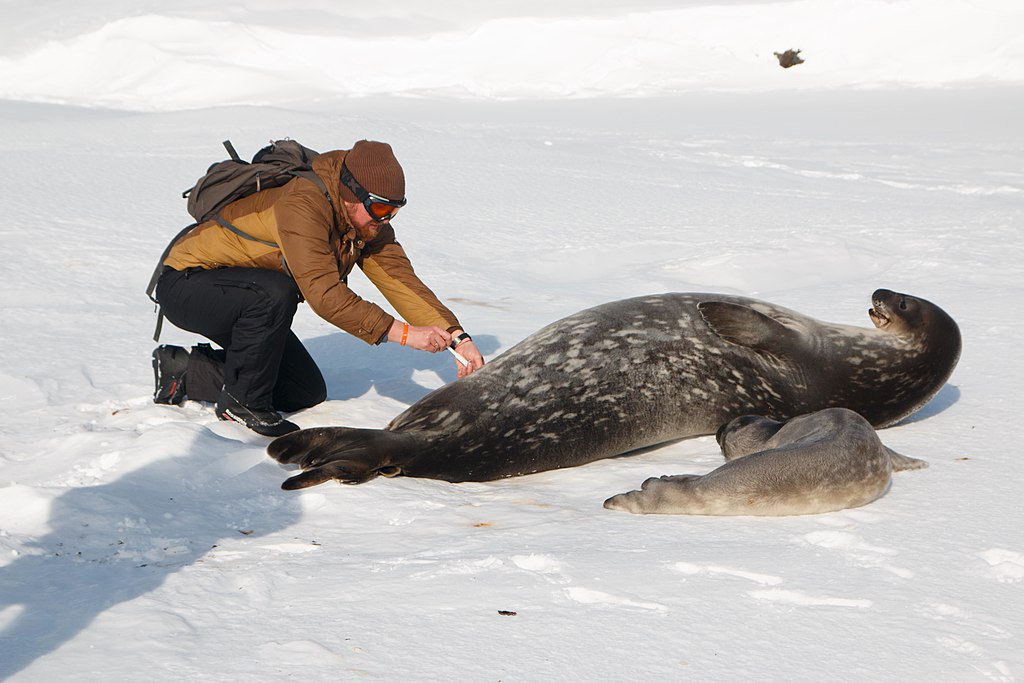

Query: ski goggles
left=340, top=162, right=407, bottom=223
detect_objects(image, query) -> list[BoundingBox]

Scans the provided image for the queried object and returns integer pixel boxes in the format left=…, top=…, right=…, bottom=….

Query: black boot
left=185, top=343, right=227, bottom=403
left=152, top=345, right=189, bottom=405
left=215, top=390, right=300, bottom=437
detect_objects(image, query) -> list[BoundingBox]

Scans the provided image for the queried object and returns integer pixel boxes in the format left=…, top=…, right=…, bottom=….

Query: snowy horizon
left=2, top=0, right=1023, bottom=110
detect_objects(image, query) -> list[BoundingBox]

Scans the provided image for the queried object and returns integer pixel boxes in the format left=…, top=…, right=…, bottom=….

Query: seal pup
left=603, top=407, right=928, bottom=516
left=268, top=289, right=960, bottom=489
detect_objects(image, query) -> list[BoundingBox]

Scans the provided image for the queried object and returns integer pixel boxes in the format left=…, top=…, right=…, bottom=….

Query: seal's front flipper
left=885, top=447, right=929, bottom=471
left=697, top=301, right=801, bottom=355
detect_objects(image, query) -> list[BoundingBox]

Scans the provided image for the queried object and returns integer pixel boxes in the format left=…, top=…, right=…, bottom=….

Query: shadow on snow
left=0, top=426, right=301, bottom=679
left=304, top=331, right=503, bottom=405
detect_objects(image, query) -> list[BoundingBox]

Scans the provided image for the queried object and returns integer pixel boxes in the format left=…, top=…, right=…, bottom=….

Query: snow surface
left=1, top=1, right=1023, bottom=681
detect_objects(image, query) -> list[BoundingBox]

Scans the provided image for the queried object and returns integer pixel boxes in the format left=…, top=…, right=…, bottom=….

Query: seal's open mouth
left=869, top=288, right=897, bottom=329
left=868, top=305, right=890, bottom=328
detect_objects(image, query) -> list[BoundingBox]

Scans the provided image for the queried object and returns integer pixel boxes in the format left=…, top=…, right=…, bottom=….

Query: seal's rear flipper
left=267, top=427, right=416, bottom=488
left=281, top=460, right=390, bottom=489
left=885, top=447, right=929, bottom=471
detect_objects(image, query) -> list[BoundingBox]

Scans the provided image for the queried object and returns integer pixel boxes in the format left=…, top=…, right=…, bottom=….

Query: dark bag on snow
left=146, top=139, right=331, bottom=341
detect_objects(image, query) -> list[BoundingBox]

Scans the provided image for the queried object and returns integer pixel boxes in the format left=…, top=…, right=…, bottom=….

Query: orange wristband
left=400, top=323, right=409, bottom=346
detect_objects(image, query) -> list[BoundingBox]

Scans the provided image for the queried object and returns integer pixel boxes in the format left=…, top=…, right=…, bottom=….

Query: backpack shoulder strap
left=146, top=222, right=199, bottom=342
left=290, top=168, right=331, bottom=201
left=147, top=222, right=198, bottom=303
left=214, top=214, right=279, bottom=248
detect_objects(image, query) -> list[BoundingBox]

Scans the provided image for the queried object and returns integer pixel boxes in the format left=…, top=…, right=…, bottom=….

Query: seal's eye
left=899, top=298, right=908, bottom=310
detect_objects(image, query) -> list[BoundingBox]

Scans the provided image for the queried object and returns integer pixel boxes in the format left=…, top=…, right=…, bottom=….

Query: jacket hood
left=312, top=150, right=356, bottom=236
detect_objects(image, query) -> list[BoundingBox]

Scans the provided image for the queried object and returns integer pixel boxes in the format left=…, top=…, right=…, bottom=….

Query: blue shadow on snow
left=0, top=427, right=301, bottom=679
left=303, top=331, right=502, bottom=405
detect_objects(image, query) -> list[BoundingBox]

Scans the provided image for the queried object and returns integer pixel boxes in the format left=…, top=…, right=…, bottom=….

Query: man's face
left=348, top=201, right=384, bottom=241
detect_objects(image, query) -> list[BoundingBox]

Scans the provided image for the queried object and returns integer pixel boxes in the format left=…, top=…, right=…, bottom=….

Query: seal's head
left=869, top=289, right=920, bottom=335
left=868, top=288, right=961, bottom=356
left=716, top=414, right=785, bottom=461
left=869, top=288, right=950, bottom=335
left=859, top=288, right=962, bottom=427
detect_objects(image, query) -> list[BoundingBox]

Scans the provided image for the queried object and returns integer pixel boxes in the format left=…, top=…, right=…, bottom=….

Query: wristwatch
left=450, top=332, right=472, bottom=349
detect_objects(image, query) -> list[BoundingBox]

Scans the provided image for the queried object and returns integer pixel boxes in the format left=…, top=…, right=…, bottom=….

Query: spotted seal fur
left=603, top=407, right=928, bottom=516
left=268, top=289, right=960, bottom=489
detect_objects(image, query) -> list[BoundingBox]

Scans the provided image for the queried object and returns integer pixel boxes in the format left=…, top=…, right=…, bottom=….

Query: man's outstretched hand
left=387, top=321, right=485, bottom=378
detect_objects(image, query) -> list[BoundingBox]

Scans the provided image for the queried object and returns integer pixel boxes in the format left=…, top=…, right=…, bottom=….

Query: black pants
left=156, top=267, right=327, bottom=412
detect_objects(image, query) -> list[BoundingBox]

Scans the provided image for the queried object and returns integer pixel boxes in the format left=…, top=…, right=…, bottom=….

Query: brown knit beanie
left=341, top=140, right=405, bottom=202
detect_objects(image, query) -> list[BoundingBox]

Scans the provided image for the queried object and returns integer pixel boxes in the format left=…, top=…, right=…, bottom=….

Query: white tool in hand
left=447, top=346, right=470, bottom=367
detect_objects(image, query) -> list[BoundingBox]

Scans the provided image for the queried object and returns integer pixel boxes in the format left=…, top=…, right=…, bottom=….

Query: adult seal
left=603, top=407, right=928, bottom=516
left=268, top=289, right=960, bottom=489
